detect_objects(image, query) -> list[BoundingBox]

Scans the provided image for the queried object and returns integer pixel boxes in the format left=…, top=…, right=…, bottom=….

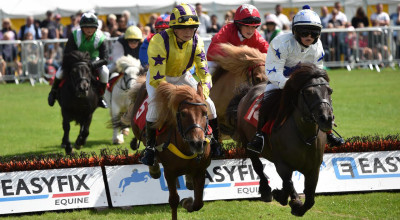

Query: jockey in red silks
left=139, top=15, right=170, bottom=69
left=206, top=4, right=269, bottom=73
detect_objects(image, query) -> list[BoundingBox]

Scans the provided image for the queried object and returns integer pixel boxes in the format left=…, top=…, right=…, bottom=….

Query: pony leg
left=62, top=117, right=72, bottom=154
left=273, top=164, right=295, bottom=206
left=249, top=156, right=272, bottom=202
left=165, top=172, right=179, bottom=220
left=75, top=114, right=92, bottom=149
left=290, top=171, right=318, bottom=217
left=182, top=171, right=205, bottom=212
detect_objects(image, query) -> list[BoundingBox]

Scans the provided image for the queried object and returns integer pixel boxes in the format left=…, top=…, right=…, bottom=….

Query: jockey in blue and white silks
left=247, top=5, right=344, bottom=154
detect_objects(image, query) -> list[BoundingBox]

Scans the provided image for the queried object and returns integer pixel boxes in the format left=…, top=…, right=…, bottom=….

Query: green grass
left=0, top=68, right=399, bottom=219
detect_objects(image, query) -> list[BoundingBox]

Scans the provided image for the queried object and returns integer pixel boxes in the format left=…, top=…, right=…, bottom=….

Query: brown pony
left=124, top=82, right=211, bottom=220
left=227, top=63, right=333, bottom=216
left=209, top=43, right=267, bottom=137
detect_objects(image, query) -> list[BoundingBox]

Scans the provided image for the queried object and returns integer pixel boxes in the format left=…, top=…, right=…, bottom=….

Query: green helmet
left=80, top=12, right=98, bottom=28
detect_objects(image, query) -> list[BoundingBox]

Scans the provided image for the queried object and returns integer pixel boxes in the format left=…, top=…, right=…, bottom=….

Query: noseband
left=121, top=73, right=135, bottom=91
left=176, top=100, right=209, bottom=142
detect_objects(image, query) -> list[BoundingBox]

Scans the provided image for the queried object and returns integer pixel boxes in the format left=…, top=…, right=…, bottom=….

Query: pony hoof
left=113, top=139, right=124, bottom=145
left=260, top=189, right=273, bottom=202
left=65, top=147, right=73, bottom=155
left=181, top=197, right=194, bottom=212
left=122, top=129, right=130, bottom=136
left=74, top=144, right=82, bottom=150
left=272, top=189, right=288, bottom=206
left=61, top=144, right=67, bottom=148
left=290, top=200, right=306, bottom=217
left=149, top=163, right=161, bottom=179
left=289, top=199, right=303, bottom=210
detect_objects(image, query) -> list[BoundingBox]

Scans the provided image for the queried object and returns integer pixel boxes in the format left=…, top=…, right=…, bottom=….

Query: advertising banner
left=106, top=151, right=400, bottom=206
left=0, top=167, right=108, bottom=214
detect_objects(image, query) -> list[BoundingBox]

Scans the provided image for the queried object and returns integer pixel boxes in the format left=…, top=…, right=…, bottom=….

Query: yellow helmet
left=169, top=3, right=200, bottom=28
left=124, top=26, right=142, bottom=40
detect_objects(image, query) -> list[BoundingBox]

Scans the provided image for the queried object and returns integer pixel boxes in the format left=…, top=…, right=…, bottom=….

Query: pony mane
left=62, top=51, right=91, bottom=74
left=116, top=55, right=141, bottom=73
left=263, top=63, right=330, bottom=127
left=210, top=43, right=266, bottom=80
left=153, top=82, right=202, bottom=129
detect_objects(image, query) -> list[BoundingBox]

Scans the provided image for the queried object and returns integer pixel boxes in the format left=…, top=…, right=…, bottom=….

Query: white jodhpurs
left=55, top=65, right=109, bottom=84
left=207, top=60, right=218, bottom=76
left=146, top=71, right=217, bottom=122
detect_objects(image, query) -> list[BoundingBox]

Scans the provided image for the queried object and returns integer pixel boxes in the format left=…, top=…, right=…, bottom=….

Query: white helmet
left=292, top=5, right=322, bottom=29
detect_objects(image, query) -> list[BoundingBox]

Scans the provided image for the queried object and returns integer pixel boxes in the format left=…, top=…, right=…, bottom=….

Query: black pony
left=57, top=50, right=104, bottom=154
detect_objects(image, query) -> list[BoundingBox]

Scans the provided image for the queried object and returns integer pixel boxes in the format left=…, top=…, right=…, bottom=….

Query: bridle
left=247, top=63, right=265, bottom=85
left=120, top=72, right=135, bottom=91
left=295, top=79, right=333, bottom=145
left=70, top=61, right=91, bottom=86
left=176, top=100, right=209, bottom=142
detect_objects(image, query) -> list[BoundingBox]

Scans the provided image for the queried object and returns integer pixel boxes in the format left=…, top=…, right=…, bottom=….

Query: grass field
left=0, top=68, right=399, bottom=219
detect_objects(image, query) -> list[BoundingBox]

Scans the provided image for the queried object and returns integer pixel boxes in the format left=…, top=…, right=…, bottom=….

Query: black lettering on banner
left=16, top=179, right=30, bottom=195
left=223, top=166, right=236, bottom=181
left=386, top=157, right=398, bottom=172
left=359, top=158, right=372, bottom=173
left=75, top=174, right=90, bottom=190
left=248, top=165, right=255, bottom=180
left=341, top=163, right=355, bottom=178
left=1, top=179, right=14, bottom=196
left=395, top=157, right=400, bottom=163
left=213, top=166, right=225, bottom=182
left=42, top=176, right=55, bottom=193
left=238, top=165, right=248, bottom=181
left=205, top=170, right=214, bottom=182
left=31, top=178, right=43, bottom=194
left=57, top=176, right=68, bottom=192
left=68, top=175, right=74, bottom=191
left=373, top=158, right=387, bottom=173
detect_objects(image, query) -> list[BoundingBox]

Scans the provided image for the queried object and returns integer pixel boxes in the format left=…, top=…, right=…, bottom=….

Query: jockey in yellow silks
left=141, top=3, right=223, bottom=166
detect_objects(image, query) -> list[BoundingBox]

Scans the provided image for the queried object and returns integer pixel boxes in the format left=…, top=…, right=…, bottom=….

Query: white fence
left=1, top=27, right=399, bottom=85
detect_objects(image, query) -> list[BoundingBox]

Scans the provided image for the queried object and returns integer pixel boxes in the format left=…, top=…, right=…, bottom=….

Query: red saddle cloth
left=134, top=97, right=212, bottom=136
left=107, top=73, right=123, bottom=92
left=244, top=93, right=275, bottom=135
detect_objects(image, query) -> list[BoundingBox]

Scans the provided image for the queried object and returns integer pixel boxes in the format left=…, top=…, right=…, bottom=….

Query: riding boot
left=141, top=121, right=157, bottom=166
left=97, top=83, right=108, bottom=108
left=209, top=118, right=224, bottom=157
left=247, top=92, right=269, bottom=154
left=48, top=78, right=61, bottom=107
left=327, top=131, right=345, bottom=147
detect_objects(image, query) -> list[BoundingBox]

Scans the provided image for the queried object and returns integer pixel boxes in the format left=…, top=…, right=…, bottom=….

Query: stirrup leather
left=247, top=132, right=265, bottom=154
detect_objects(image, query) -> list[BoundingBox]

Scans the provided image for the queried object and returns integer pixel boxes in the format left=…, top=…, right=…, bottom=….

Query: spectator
left=207, top=14, right=221, bottom=33
left=105, top=14, right=118, bottom=37
left=146, top=13, right=157, bottom=34
left=63, top=15, right=79, bottom=39
left=40, top=10, right=58, bottom=39
left=22, top=32, right=40, bottom=76
left=0, top=31, right=22, bottom=80
left=108, top=26, right=143, bottom=71
left=115, top=16, right=128, bottom=36
left=41, top=27, right=61, bottom=77
left=329, top=8, right=344, bottom=28
left=370, top=3, right=390, bottom=27
left=142, top=26, right=151, bottom=39
left=320, top=6, right=330, bottom=28
left=263, top=13, right=283, bottom=43
left=1, top=18, right=17, bottom=40
left=195, top=3, right=211, bottom=36
left=275, top=4, right=290, bottom=30
left=54, top=14, right=64, bottom=38
left=139, top=16, right=169, bottom=68
left=224, top=10, right=234, bottom=25
left=390, top=4, right=400, bottom=59
left=18, top=16, right=42, bottom=40
left=122, top=10, right=136, bottom=27
left=328, top=8, right=345, bottom=61
left=351, top=7, right=369, bottom=28
left=328, top=2, right=348, bottom=24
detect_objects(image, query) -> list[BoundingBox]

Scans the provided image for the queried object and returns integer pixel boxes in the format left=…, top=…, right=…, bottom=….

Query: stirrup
left=247, top=132, right=264, bottom=154
left=141, top=147, right=156, bottom=166
left=98, top=98, right=108, bottom=108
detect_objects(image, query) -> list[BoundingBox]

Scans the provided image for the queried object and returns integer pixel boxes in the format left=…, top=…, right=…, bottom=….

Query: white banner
left=106, top=151, right=400, bottom=206
left=0, top=167, right=108, bottom=214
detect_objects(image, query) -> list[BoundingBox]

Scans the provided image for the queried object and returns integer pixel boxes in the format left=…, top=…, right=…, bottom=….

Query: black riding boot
left=141, top=121, right=157, bottom=166
left=247, top=93, right=269, bottom=154
left=48, top=78, right=61, bottom=107
left=97, top=83, right=108, bottom=108
left=327, top=131, right=345, bottom=147
left=209, top=118, right=224, bottom=157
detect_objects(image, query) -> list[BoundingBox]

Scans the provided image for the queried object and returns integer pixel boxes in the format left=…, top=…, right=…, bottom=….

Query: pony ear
left=197, top=82, right=204, bottom=98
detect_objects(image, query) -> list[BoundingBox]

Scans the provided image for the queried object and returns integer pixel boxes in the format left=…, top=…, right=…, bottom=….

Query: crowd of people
left=0, top=2, right=399, bottom=83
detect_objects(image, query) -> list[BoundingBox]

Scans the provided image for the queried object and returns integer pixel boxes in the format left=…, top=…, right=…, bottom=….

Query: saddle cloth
left=244, top=93, right=275, bottom=135
left=107, top=73, right=123, bottom=92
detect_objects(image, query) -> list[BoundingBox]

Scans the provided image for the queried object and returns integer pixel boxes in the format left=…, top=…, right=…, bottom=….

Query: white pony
left=105, top=55, right=145, bottom=144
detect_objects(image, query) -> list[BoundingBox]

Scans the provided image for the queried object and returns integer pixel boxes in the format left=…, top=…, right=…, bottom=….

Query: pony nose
left=188, top=140, right=205, bottom=154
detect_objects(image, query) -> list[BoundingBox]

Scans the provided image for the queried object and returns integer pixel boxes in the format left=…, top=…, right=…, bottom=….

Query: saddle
left=244, top=93, right=275, bottom=135
left=107, top=73, right=123, bottom=92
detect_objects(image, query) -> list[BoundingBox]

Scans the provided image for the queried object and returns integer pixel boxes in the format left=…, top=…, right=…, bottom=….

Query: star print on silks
left=317, top=52, right=325, bottom=62
left=201, top=65, right=209, bottom=74
left=274, top=48, right=281, bottom=59
left=153, top=71, right=164, bottom=80
left=205, top=82, right=212, bottom=89
left=197, top=50, right=206, bottom=62
left=267, top=66, right=277, bottom=74
left=152, top=55, right=165, bottom=66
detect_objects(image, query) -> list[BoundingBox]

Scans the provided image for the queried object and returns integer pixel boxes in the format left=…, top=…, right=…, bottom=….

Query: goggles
left=127, top=39, right=140, bottom=43
left=177, top=15, right=199, bottom=23
left=297, top=29, right=320, bottom=39
left=156, top=21, right=169, bottom=26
